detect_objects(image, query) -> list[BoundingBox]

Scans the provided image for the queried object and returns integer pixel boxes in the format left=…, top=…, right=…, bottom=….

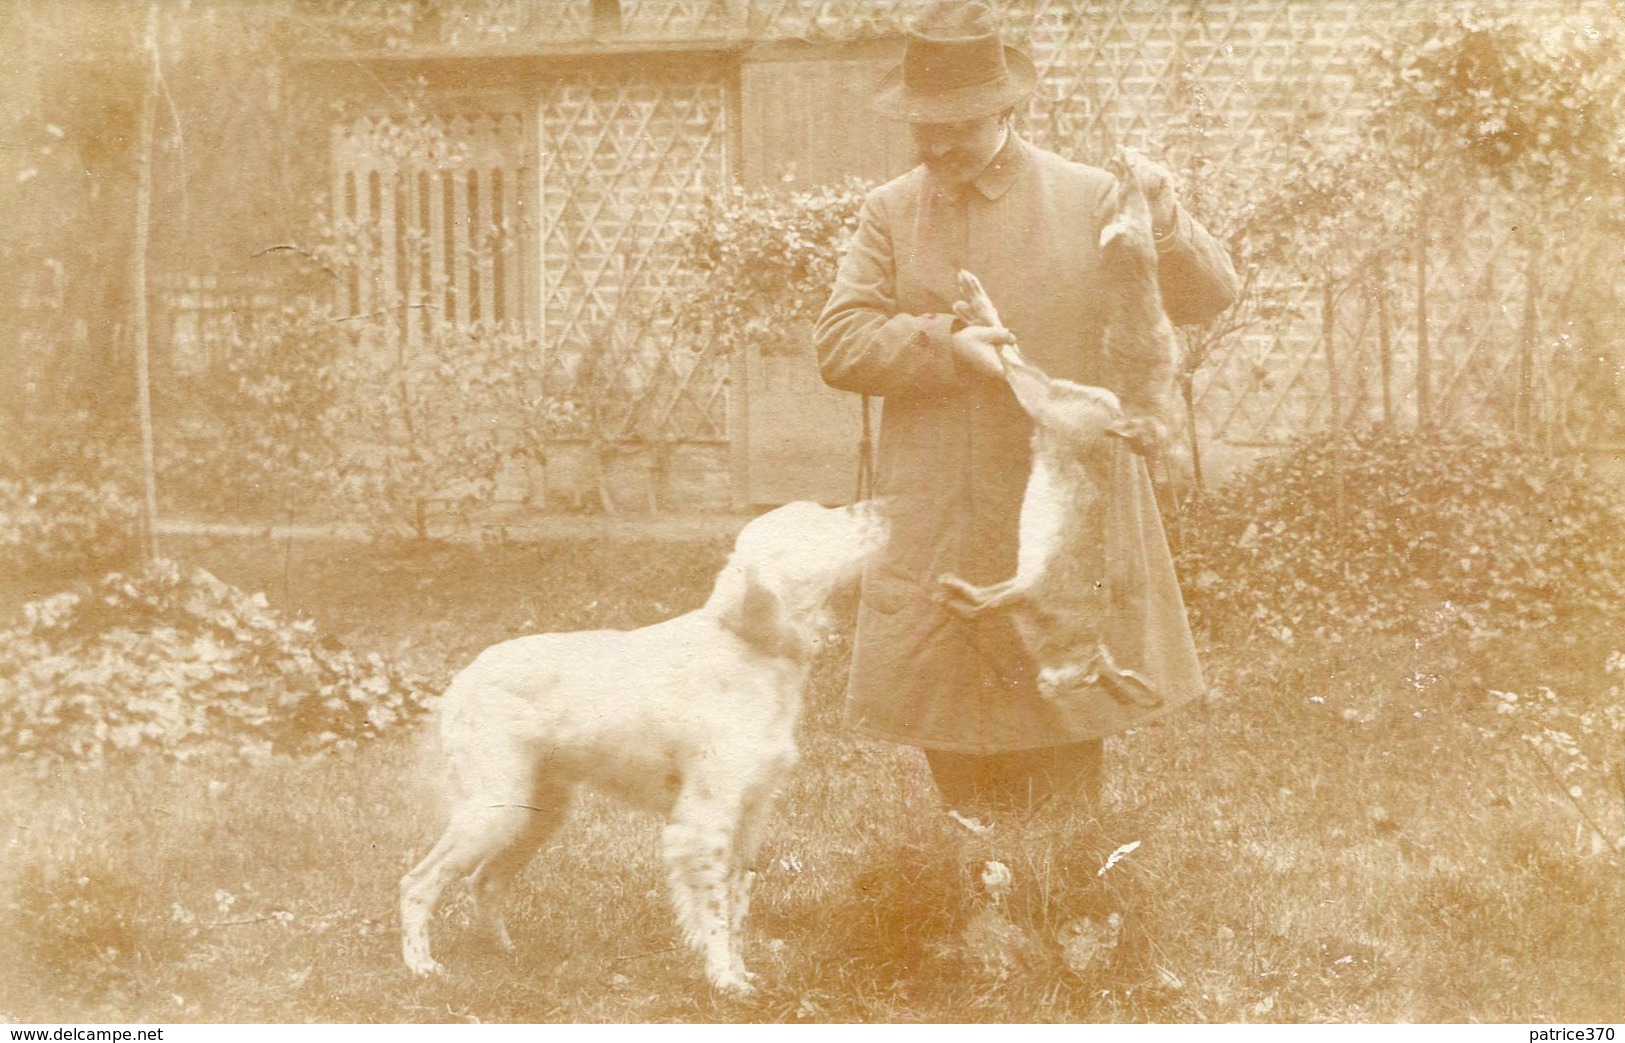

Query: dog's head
left=708, top=501, right=888, bottom=642
left=1000, top=344, right=1123, bottom=450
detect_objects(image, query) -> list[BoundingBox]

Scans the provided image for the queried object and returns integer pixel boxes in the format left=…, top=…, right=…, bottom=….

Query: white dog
left=400, top=501, right=885, bottom=994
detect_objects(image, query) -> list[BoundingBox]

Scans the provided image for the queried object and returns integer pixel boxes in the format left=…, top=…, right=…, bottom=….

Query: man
left=815, top=1, right=1238, bottom=812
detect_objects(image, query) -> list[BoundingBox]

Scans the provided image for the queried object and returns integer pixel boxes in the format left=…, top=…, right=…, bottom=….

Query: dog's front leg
left=664, top=787, right=754, bottom=995
left=726, top=766, right=790, bottom=985
left=936, top=573, right=1028, bottom=618
left=725, top=863, right=756, bottom=987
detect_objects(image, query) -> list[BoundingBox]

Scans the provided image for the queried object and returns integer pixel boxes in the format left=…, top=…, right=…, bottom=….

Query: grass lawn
left=2, top=531, right=1621, bottom=1023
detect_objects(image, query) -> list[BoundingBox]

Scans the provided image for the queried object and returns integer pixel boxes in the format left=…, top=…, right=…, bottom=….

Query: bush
left=0, top=477, right=140, bottom=580
left=324, top=320, right=550, bottom=536
left=0, top=434, right=141, bottom=579
left=157, top=305, right=556, bottom=535
left=0, top=559, right=436, bottom=764
left=1177, top=432, right=1625, bottom=643
left=669, top=178, right=870, bottom=356
left=157, top=300, right=348, bottom=519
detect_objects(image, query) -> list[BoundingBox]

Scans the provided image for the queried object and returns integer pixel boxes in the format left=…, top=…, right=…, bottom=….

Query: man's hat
left=873, top=1, right=1037, bottom=123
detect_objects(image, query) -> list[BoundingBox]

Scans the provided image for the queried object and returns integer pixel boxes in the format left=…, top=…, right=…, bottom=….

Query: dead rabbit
left=936, top=152, right=1187, bottom=713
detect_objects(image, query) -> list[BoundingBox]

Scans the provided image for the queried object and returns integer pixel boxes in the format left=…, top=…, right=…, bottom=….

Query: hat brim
left=873, top=46, right=1036, bottom=123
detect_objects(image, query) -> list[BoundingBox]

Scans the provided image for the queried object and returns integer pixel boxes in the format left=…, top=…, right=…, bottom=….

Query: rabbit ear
left=999, top=344, right=1052, bottom=417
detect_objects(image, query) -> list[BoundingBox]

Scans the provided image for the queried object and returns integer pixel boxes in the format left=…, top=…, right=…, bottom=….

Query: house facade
left=295, top=0, right=1625, bottom=508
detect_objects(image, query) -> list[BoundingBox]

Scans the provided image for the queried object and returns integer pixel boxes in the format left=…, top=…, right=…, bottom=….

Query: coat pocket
left=861, top=562, right=920, bottom=616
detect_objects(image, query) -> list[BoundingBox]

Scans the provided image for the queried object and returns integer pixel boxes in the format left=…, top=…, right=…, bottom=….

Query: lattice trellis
left=536, top=69, right=732, bottom=442
left=428, top=0, right=913, bottom=44
left=1182, top=195, right=1625, bottom=450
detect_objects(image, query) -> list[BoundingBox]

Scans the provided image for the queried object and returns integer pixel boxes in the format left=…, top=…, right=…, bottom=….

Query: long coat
left=815, top=133, right=1238, bottom=753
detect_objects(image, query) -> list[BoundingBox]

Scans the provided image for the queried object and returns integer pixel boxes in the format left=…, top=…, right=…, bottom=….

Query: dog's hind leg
left=470, top=779, right=571, bottom=952
left=400, top=784, right=569, bottom=976
left=400, top=812, right=470, bottom=977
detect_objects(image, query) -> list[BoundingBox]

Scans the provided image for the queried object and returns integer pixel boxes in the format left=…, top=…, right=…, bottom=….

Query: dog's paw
left=405, top=956, right=448, bottom=978
left=710, top=969, right=758, bottom=997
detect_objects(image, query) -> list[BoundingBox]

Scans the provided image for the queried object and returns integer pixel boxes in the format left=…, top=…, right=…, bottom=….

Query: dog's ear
left=718, top=565, right=814, bottom=662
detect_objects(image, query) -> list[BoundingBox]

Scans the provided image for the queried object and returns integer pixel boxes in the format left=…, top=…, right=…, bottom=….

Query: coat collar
left=970, top=131, right=1029, bottom=201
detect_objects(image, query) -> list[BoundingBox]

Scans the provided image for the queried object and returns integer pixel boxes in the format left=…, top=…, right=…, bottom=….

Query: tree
left=1363, top=8, right=1625, bottom=446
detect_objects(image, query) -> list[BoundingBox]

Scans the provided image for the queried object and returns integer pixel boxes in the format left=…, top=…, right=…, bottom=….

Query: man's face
left=912, top=113, right=1006, bottom=186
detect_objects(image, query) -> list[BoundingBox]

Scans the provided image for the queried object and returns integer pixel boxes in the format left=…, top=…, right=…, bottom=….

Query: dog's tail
left=716, top=565, right=815, bottom=663
left=394, top=695, right=457, bottom=825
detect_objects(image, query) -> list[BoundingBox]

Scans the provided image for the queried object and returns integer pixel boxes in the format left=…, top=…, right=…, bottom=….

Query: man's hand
left=1122, top=149, right=1178, bottom=234
left=950, top=322, right=1014, bottom=380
